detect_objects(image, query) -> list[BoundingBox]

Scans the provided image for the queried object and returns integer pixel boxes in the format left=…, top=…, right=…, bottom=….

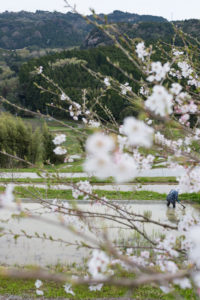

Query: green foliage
left=0, top=113, right=60, bottom=167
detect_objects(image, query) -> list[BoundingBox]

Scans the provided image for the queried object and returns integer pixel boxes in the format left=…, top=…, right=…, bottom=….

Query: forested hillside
left=83, top=19, right=200, bottom=48
left=0, top=10, right=166, bottom=50
left=17, top=46, right=141, bottom=121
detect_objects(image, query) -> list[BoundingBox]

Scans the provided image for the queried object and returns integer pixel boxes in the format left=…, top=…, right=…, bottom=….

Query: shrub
left=0, top=113, right=61, bottom=167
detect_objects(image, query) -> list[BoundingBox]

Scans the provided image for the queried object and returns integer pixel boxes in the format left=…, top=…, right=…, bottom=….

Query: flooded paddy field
left=0, top=201, right=199, bottom=267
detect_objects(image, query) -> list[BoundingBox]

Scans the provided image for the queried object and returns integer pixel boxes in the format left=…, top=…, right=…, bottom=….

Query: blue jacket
left=167, top=190, right=179, bottom=203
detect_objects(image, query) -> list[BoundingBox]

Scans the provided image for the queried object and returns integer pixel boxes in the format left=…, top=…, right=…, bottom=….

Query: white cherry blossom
left=35, top=280, right=43, bottom=289
left=60, top=92, right=69, bottom=101
left=113, top=153, right=138, bottom=183
left=88, top=120, right=100, bottom=128
left=86, top=132, right=115, bottom=155
left=88, top=250, right=110, bottom=280
left=37, top=66, right=43, bottom=74
left=120, top=82, right=132, bottom=95
left=170, top=83, right=182, bottom=95
left=136, top=42, right=148, bottom=61
left=84, top=154, right=113, bottom=179
left=53, top=134, right=66, bottom=145
left=147, top=62, right=170, bottom=82
left=89, top=284, right=103, bottom=291
left=63, top=283, right=75, bottom=296
left=104, top=77, right=110, bottom=86
left=72, top=181, right=92, bottom=200
left=173, top=278, right=191, bottom=289
left=53, top=146, right=67, bottom=155
left=145, top=85, right=173, bottom=117
left=36, top=290, right=44, bottom=296
left=122, top=116, right=154, bottom=148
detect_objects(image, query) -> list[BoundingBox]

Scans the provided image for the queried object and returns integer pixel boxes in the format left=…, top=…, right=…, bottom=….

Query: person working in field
left=166, top=189, right=180, bottom=208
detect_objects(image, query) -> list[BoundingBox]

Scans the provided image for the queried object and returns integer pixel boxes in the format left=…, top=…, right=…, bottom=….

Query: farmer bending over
left=166, top=189, right=180, bottom=208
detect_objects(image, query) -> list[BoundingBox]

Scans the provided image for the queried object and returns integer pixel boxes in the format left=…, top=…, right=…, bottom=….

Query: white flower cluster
left=63, top=283, right=75, bottom=296
left=147, top=62, right=170, bottom=82
left=84, top=132, right=114, bottom=179
left=170, top=83, right=182, bottom=95
left=88, top=250, right=110, bottom=280
left=72, top=181, right=92, bottom=200
left=84, top=131, right=139, bottom=182
left=120, top=82, right=132, bottom=95
left=53, top=134, right=67, bottom=156
left=173, top=278, right=191, bottom=290
left=132, top=149, right=154, bottom=171
left=126, top=249, right=151, bottom=268
left=117, top=134, right=127, bottom=151
left=169, top=68, right=182, bottom=80
left=114, top=153, right=138, bottom=182
left=122, top=117, right=154, bottom=148
left=82, top=111, right=97, bottom=126
left=145, top=85, right=173, bottom=117
left=37, top=66, right=43, bottom=74
left=175, top=92, right=191, bottom=106
left=104, top=77, right=110, bottom=87
left=178, top=167, right=200, bottom=193
left=170, top=60, right=200, bottom=88
left=88, top=120, right=100, bottom=128
left=157, top=258, right=178, bottom=274
left=172, top=49, right=184, bottom=57
left=60, top=92, right=70, bottom=101
left=155, top=132, right=191, bottom=155
left=35, top=279, right=44, bottom=296
left=69, top=102, right=82, bottom=121
left=188, top=75, right=200, bottom=88
left=86, top=132, right=115, bottom=155
left=53, top=134, right=66, bottom=145
left=177, top=61, right=193, bottom=78
left=136, top=42, right=148, bottom=61
left=53, top=146, right=67, bottom=155
left=89, top=283, right=103, bottom=291
left=156, top=234, right=179, bottom=258
left=170, top=83, right=197, bottom=126
left=84, top=116, right=156, bottom=182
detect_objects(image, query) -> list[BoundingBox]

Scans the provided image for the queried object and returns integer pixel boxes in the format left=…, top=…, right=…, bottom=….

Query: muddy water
left=0, top=201, right=199, bottom=266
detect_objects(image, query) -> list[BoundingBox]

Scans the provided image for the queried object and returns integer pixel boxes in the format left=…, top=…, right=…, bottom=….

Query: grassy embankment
left=0, top=272, right=197, bottom=299
left=0, top=176, right=177, bottom=184
left=0, top=185, right=199, bottom=203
